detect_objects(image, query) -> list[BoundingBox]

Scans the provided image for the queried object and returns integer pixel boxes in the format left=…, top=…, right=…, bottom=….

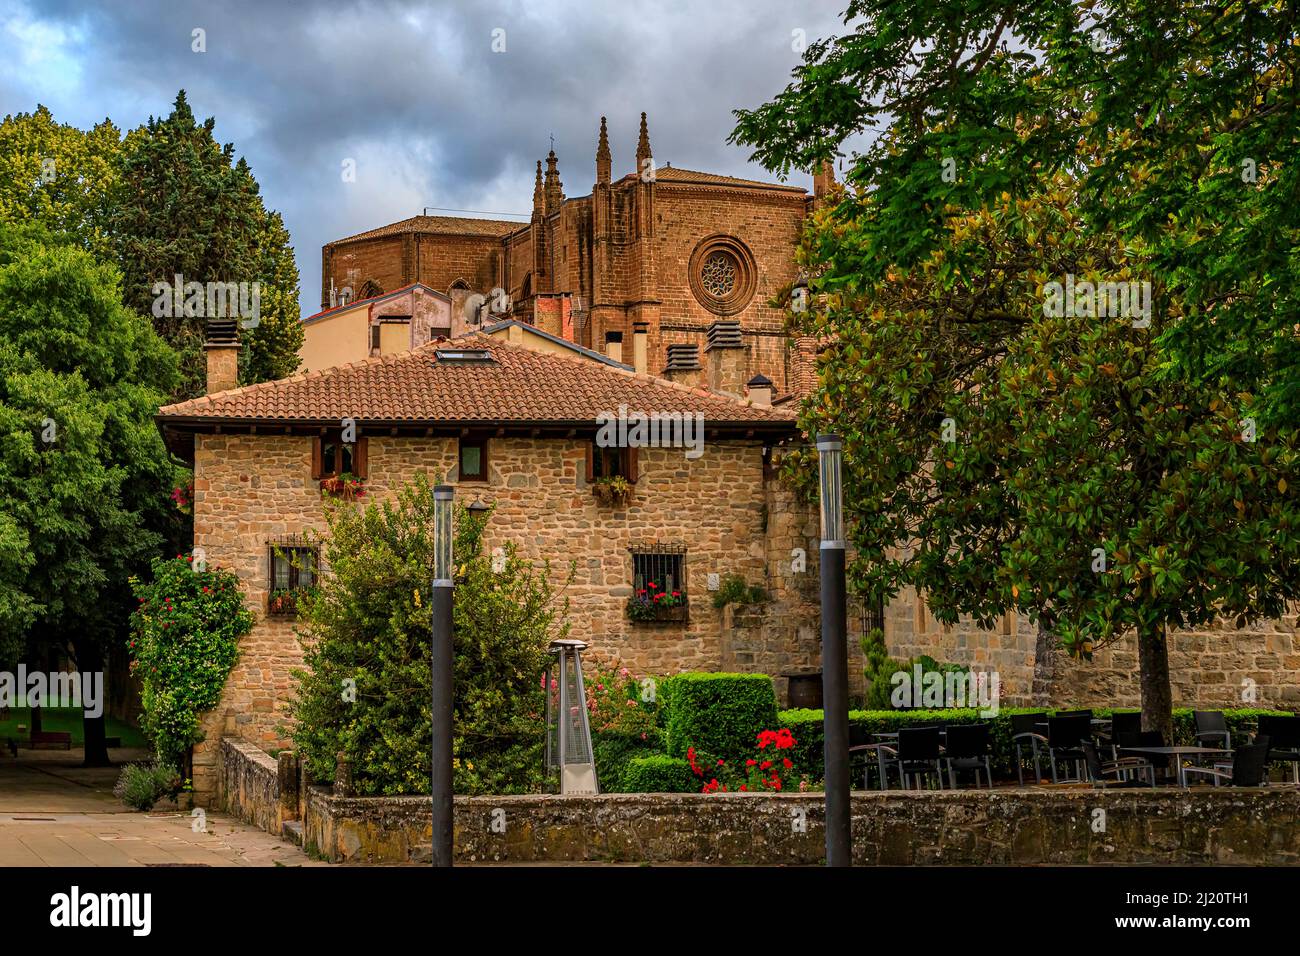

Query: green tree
left=0, top=222, right=181, bottom=763
left=777, top=164, right=1299, bottom=740
left=732, top=0, right=1300, bottom=423
left=241, top=210, right=303, bottom=384
left=0, top=105, right=121, bottom=255
left=290, top=474, right=573, bottom=795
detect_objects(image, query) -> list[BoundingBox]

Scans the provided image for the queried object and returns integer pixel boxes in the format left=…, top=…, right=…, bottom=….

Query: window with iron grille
left=862, top=593, right=886, bottom=637
left=268, top=537, right=318, bottom=617
left=627, top=544, right=687, bottom=623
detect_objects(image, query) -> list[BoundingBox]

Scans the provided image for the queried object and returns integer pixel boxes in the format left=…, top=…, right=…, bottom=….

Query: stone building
left=316, top=113, right=827, bottom=398
left=158, top=324, right=837, bottom=801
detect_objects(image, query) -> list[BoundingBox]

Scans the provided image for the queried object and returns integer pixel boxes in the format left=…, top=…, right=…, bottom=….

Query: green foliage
left=113, top=760, right=182, bottom=811
left=0, top=223, right=181, bottom=666
left=711, top=573, right=769, bottom=610
left=586, top=662, right=664, bottom=792
left=240, top=210, right=303, bottom=384
left=620, top=755, right=698, bottom=793
left=664, top=672, right=779, bottom=759
left=289, top=474, right=573, bottom=796
left=128, top=557, right=250, bottom=765
left=732, top=1, right=1300, bottom=423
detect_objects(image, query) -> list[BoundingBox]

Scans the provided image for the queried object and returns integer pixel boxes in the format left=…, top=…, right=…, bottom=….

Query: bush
left=664, top=672, right=778, bottom=758
left=586, top=662, right=664, bottom=792
left=113, top=761, right=180, bottom=811
left=289, top=473, right=572, bottom=796
left=711, top=573, right=768, bottom=610
left=621, top=755, right=698, bottom=793
left=777, top=706, right=1292, bottom=783
left=128, top=556, right=252, bottom=766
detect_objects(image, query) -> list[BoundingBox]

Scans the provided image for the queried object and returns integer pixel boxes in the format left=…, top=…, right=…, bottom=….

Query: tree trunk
left=1030, top=623, right=1057, bottom=707
left=73, top=637, right=111, bottom=768
left=1137, top=620, right=1174, bottom=743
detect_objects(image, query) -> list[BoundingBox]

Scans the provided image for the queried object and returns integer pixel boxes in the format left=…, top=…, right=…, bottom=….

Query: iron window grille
left=268, top=535, right=318, bottom=617
left=627, top=543, right=688, bottom=623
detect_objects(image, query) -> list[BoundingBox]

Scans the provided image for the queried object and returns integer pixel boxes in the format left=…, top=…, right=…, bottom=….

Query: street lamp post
left=817, top=434, right=851, bottom=867
left=431, top=485, right=455, bottom=867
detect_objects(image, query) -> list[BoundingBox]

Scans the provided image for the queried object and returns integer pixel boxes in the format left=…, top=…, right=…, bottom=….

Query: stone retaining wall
left=220, top=737, right=1300, bottom=866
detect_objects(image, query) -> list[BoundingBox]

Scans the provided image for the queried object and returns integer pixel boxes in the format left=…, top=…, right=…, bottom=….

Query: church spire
left=596, top=116, right=611, bottom=185
left=635, top=112, right=653, bottom=178
left=532, top=159, right=544, bottom=219
left=544, top=148, right=563, bottom=216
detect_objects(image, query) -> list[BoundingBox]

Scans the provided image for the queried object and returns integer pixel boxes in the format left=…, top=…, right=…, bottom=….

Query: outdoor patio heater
left=544, top=639, right=599, bottom=795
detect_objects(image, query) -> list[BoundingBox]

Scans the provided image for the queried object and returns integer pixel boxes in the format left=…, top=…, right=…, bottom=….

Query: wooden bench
left=30, top=730, right=72, bottom=750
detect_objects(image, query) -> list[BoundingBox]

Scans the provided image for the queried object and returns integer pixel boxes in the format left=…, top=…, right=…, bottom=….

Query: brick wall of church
left=321, top=236, right=407, bottom=307
left=414, top=234, right=506, bottom=294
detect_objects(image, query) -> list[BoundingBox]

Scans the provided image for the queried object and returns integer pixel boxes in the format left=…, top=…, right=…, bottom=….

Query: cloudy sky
left=0, top=0, right=855, bottom=316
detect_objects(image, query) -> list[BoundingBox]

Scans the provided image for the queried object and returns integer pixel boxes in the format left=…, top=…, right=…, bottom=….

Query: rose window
left=701, top=252, right=738, bottom=298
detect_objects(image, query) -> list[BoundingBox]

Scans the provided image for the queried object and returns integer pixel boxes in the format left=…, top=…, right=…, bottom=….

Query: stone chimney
left=604, top=330, right=623, bottom=364
left=705, top=319, right=745, bottom=397
left=631, top=321, right=649, bottom=374
left=745, top=373, right=773, bottom=407
left=662, top=343, right=703, bottom=389
left=205, top=318, right=240, bottom=394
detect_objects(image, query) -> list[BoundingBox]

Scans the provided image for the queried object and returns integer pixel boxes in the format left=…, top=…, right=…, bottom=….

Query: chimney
left=604, top=330, right=623, bottom=364
left=662, top=343, right=703, bottom=389
left=745, top=373, right=773, bottom=407
left=205, top=319, right=240, bottom=394
left=813, top=158, right=836, bottom=205
left=632, top=321, right=649, bottom=374
left=705, top=319, right=745, bottom=397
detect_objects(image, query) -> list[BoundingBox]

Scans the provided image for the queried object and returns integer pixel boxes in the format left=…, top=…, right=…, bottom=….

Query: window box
left=593, top=475, right=632, bottom=506
left=268, top=588, right=310, bottom=617
left=320, top=472, right=366, bottom=500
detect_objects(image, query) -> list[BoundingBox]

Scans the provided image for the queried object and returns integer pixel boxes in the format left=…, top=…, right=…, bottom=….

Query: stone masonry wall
left=190, top=432, right=819, bottom=801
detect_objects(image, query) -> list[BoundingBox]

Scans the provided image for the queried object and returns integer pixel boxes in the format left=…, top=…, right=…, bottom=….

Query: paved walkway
left=0, top=748, right=325, bottom=867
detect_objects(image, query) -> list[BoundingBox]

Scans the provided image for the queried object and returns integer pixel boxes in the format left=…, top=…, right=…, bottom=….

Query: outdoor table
left=1118, top=746, right=1231, bottom=786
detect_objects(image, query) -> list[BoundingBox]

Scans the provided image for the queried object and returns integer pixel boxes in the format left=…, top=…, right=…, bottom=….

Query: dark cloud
left=0, top=0, right=852, bottom=314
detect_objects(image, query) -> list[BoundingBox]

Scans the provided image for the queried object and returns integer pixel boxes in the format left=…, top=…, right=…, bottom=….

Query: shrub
left=289, top=473, right=572, bottom=796
left=711, top=573, right=768, bottom=610
left=113, top=761, right=181, bottom=811
left=128, top=556, right=252, bottom=766
left=586, top=662, right=664, bottom=792
left=664, top=672, right=778, bottom=758
left=621, top=755, right=698, bottom=793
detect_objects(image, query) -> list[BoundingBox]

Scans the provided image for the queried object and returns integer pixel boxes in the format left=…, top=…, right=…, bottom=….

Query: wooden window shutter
left=354, top=437, right=368, bottom=479
left=626, top=446, right=639, bottom=483
left=585, top=441, right=594, bottom=482
left=311, top=437, right=323, bottom=479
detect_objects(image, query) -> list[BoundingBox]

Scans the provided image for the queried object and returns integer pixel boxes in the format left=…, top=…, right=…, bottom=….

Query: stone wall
left=220, top=738, right=1300, bottom=866
left=190, top=431, right=821, bottom=801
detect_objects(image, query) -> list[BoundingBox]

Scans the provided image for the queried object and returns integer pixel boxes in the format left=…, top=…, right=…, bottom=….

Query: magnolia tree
left=732, top=1, right=1299, bottom=739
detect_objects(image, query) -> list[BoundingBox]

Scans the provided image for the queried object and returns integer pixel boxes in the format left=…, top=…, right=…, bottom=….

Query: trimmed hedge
left=621, top=755, right=698, bottom=793
left=777, top=707, right=1291, bottom=783
left=664, top=672, right=779, bottom=758
left=594, top=731, right=663, bottom=793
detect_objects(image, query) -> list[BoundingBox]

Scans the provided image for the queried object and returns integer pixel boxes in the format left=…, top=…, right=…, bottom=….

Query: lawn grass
left=0, top=707, right=147, bottom=748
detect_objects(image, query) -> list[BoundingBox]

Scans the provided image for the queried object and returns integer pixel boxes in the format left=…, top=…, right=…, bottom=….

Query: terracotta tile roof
left=639, top=166, right=808, bottom=193
left=330, top=214, right=525, bottom=245
left=158, top=333, right=797, bottom=430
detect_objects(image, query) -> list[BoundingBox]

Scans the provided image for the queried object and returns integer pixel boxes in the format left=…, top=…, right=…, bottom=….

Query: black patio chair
left=1081, top=740, right=1154, bottom=788
left=1117, top=729, right=1176, bottom=782
left=890, top=726, right=944, bottom=790
left=848, top=723, right=890, bottom=790
left=1184, top=739, right=1271, bottom=788
left=1257, top=715, right=1300, bottom=783
left=1045, top=714, right=1092, bottom=783
left=1107, top=711, right=1142, bottom=757
left=1011, top=712, right=1046, bottom=785
left=1193, top=710, right=1231, bottom=751
left=943, top=723, right=993, bottom=789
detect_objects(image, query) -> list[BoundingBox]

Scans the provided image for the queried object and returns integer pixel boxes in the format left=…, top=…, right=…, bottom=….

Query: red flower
left=672, top=591, right=680, bottom=598
left=783, top=758, right=793, bottom=769
left=746, top=759, right=757, bottom=767
left=760, top=760, right=772, bottom=771
left=716, top=758, right=724, bottom=766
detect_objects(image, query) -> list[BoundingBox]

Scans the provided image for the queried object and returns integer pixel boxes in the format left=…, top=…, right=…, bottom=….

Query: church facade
left=318, top=113, right=830, bottom=398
